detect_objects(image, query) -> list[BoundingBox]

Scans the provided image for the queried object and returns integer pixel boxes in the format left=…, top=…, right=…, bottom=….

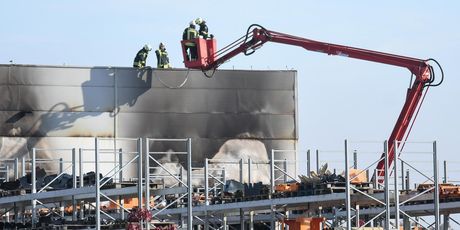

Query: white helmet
left=189, top=20, right=196, bottom=26
left=159, top=42, right=166, bottom=48
left=144, top=44, right=152, bottom=51
left=195, top=17, right=203, bottom=25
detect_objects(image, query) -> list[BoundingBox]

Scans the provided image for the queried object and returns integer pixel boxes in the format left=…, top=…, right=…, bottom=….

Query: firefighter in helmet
left=155, top=43, right=171, bottom=68
left=133, top=44, right=152, bottom=68
left=182, top=21, right=198, bottom=61
left=195, top=17, right=213, bottom=39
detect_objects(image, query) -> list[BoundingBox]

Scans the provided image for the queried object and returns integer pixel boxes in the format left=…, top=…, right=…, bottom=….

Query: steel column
left=283, top=159, right=288, bottom=183
left=403, top=170, right=410, bottom=230
left=59, top=157, right=64, bottom=217
left=394, top=142, right=400, bottom=229
left=179, top=166, right=185, bottom=228
left=13, top=157, right=18, bottom=222
left=384, top=140, right=390, bottom=230
left=13, top=202, right=17, bottom=224
left=221, top=165, right=227, bottom=230
left=221, top=167, right=226, bottom=201
left=59, top=157, right=63, bottom=175
left=187, top=138, right=193, bottom=230
left=205, top=158, right=209, bottom=205
left=78, top=148, right=85, bottom=219
left=270, top=149, right=275, bottom=195
left=344, top=140, right=351, bottom=230
left=249, top=211, right=254, bottom=230
left=248, top=158, right=252, bottom=184
left=443, top=214, right=450, bottom=229
left=5, top=164, right=9, bottom=222
left=353, top=150, right=358, bottom=169
left=21, top=156, right=25, bottom=176
left=145, top=138, right=150, bottom=230
left=95, top=138, right=101, bottom=230
left=316, top=149, right=320, bottom=173
left=72, top=148, right=77, bottom=221
left=31, top=148, right=37, bottom=228
left=240, top=158, right=245, bottom=230
left=14, top=158, right=18, bottom=180
left=270, top=150, right=275, bottom=230
left=355, top=204, right=360, bottom=228
left=79, top=148, right=84, bottom=220
left=205, top=158, right=209, bottom=230
left=306, top=149, right=311, bottom=176
left=223, top=215, right=228, bottom=230
left=119, top=148, right=123, bottom=182
left=433, top=141, right=440, bottom=230
left=2, top=166, right=7, bottom=182
left=137, top=138, right=143, bottom=209
left=405, top=170, right=410, bottom=190
left=443, top=160, right=449, bottom=230
left=443, top=160, right=447, bottom=183
left=401, top=160, right=405, bottom=190
left=119, top=148, right=125, bottom=220
left=373, top=168, right=378, bottom=189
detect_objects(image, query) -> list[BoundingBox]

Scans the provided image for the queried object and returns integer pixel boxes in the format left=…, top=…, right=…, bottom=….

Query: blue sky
left=1, top=1, right=459, bottom=177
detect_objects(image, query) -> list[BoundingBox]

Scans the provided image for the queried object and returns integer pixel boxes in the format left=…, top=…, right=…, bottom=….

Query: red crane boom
left=181, top=24, right=442, bottom=180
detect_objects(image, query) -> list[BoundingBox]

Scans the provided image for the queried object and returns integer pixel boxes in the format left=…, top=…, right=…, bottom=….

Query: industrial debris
left=0, top=167, right=113, bottom=196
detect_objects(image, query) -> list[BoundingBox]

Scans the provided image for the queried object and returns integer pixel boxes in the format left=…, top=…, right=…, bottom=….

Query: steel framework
left=0, top=138, right=459, bottom=230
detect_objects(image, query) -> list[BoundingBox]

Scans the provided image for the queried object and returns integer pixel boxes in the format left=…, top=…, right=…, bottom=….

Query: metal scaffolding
left=145, top=138, right=192, bottom=230
left=0, top=138, right=459, bottom=229
left=94, top=137, right=142, bottom=229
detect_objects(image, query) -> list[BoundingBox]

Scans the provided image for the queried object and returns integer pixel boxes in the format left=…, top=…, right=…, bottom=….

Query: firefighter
left=155, top=43, right=171, bottom=68
left=195, top=17, right=213, bottom=39
left=133, top=44, right=152, bottom=68
left=182, top=21, right=198, bottom=61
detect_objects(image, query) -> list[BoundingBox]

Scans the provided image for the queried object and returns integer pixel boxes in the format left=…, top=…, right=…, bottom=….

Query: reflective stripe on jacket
left=183, top=27, right=198, bottom=46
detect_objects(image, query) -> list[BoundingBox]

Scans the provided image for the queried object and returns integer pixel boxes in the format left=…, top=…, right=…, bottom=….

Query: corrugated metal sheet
left=0, top=64, right=297, bottom=168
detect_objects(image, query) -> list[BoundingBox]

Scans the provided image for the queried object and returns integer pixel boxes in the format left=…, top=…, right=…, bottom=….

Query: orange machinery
left=275, top=182, right=300, bottom=192
left=65, top=197, right=155, bottom=214
left=283, top=217, right=326, bottom=230
left=105, top=197, right=155, bottom=210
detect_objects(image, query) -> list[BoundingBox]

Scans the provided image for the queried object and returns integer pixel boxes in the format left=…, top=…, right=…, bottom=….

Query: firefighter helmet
left=144, top=44, right=152, bottom=51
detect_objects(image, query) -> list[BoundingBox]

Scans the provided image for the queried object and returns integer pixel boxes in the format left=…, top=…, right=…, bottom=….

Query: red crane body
left=181, top=25, right=438, bottom=180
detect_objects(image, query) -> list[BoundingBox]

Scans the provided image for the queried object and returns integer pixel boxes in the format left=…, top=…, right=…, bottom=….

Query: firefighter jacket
left=133, top=48, right=149, bottom=68
left=155, top=49, right=170, bottom=68
left=198, top=23, right=209, bottom=39
left=182, top=27, right=198, bottom=47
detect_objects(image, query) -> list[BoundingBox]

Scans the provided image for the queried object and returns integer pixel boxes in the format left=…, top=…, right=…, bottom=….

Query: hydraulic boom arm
left=182, top=24, right=443, bottom=180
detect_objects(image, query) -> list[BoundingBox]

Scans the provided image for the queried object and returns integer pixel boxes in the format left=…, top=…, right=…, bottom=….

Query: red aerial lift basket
left=181, top=38, right=217, bottom=69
